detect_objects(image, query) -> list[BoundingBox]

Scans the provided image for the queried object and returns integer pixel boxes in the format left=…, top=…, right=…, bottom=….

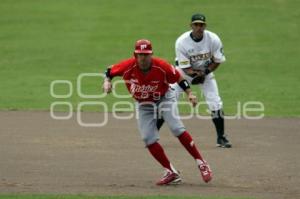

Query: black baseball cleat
left=216, top=136, right=232, bottom=148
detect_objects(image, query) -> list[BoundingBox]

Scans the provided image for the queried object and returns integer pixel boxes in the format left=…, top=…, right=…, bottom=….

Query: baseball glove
left=191, top=74, right=205, bottom=84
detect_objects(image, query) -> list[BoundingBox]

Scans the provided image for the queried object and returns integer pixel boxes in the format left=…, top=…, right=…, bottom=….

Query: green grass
left=0, top=195, right=254, bottom=199
left=0, top=0, right=299, bottom=116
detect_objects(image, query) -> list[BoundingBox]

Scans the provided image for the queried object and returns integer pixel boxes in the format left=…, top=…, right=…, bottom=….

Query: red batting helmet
left=134, top=39, right=153, bottom=54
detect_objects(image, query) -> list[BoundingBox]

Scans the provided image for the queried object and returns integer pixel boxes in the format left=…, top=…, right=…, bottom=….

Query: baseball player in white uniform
left=175, top=13, right=231, bottom=148
left=157, top=13, right=232, bottom=148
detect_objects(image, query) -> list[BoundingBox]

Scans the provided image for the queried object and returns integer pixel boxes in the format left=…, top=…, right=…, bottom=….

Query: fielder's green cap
left=191, top=13, right=206, bottom=24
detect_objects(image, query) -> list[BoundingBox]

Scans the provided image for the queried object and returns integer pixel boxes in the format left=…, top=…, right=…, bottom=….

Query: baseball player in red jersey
left=103, top=39, right=212, bottom=185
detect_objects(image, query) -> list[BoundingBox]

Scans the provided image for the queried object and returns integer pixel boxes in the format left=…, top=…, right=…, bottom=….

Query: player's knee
left=207, top=100, right=223, bottom=111
left=143, top=136, right=159, bottom=146
left=170, top=126, right=186, bottom=137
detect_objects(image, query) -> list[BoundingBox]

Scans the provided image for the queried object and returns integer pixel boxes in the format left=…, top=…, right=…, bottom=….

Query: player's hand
left=103, top=78, right=112, bottom=94
left=184, top=68, right=204, bottom=77
left=189, top=70, right=205, bottom=85
left=188, top=93, right=197, bottom=107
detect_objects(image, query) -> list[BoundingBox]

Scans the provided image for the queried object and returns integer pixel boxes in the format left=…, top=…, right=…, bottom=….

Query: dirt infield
left=0, top=111, right=299, bottom=199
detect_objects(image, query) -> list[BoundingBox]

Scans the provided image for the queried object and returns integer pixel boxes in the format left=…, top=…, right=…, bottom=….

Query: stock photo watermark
left=50, top=73, right=265, bottom=127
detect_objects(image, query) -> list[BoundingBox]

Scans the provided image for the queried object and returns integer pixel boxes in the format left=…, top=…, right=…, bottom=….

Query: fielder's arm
left=205, top=62, right=220, bottom=75
left=182, top=67, right=204, bottom=77
left=182, top=61, right=220, bottom=77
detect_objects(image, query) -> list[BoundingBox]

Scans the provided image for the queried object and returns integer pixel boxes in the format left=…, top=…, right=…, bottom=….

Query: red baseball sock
left=147, top=142, right=172, bottom=171
left=178, top=131, right=203, bottom=160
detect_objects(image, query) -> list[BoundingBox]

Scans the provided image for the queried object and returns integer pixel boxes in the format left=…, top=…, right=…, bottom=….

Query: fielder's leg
left=201, top=73, right=232, bottom=148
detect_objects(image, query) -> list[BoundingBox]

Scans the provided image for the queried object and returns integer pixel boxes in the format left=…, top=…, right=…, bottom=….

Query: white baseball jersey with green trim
left=175, top=30, right=225, bottom=71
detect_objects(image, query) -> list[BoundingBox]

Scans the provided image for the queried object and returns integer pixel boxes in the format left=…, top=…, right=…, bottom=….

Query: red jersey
left=109, top=57, right=180, bottom=102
